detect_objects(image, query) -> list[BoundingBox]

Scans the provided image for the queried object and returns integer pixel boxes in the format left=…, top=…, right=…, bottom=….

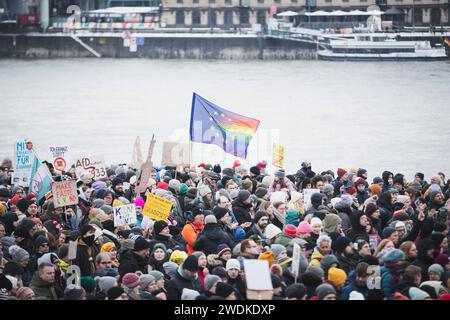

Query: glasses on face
left=40, top=243, right=49, bottom=248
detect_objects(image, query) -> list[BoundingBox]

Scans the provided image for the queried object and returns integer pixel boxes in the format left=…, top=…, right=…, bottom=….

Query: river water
left=1, top=59, right=449, bottom=180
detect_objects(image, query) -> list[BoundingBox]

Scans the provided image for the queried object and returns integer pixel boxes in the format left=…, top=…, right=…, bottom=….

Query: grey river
left=1, top=59, right=449, bottom=180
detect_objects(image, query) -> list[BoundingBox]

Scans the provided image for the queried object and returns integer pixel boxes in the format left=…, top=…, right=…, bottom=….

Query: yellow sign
left=142, top=193, right=172, bottom=221
left=272, top=143, right=284, bottom=168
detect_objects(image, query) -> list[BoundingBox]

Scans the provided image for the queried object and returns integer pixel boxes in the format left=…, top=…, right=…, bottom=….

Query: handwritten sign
left=12, top=139, right=35, bottom=186
left=48, top=145, right=69, bottom=172
left=75, top=156, right=107, bottom=180
left=114, top=204, right=137, bottom=227
left=52, top=180, right=78, bottom=207
left=291, top=243, right=301, bottom=281
left=244, top=260, right=273, bottom=300
left=142, top=193, right=172, bottom=221
left=161, top=142, right=192, bottom=167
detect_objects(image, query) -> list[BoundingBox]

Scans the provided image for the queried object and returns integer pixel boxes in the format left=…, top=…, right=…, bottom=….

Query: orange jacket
left=181, top=222, right=204, bottom=255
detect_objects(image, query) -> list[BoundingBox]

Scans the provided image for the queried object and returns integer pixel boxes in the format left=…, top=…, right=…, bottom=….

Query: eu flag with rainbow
left=189, top=93, right=260, bottom=159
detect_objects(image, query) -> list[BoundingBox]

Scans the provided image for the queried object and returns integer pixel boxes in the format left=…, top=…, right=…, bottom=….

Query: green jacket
left=30, top=272, right=59, bottom=300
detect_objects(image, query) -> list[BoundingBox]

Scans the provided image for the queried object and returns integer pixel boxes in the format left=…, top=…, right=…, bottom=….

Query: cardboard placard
left=48, top=145, right=70, bottom=172
left=12, top=139, right=35, bottom=186
left=52, top=180, right=78, bottom=208
left=291, top=243, right=301, bottom=281
left=75, top=156, right=107, bottom=180
left=142, top=193, right=172, bottom=221
left=244, top=259, right=273, bottom=300
left=272, top=143, right=284, bottom=169
left=161, top=142, right=192, bottom=167
left=114, top=204, right=137, bottom=227
left=68, top=240, right=78, bottom=260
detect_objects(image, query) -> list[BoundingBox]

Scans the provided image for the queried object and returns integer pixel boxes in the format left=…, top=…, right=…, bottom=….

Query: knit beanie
left=121, top=273, right=141, bottom=289
left=327, top=267, right=347, bottom=287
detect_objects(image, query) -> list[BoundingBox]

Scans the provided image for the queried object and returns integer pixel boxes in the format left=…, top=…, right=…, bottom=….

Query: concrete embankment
left=0, top=33, right=317, bottom=59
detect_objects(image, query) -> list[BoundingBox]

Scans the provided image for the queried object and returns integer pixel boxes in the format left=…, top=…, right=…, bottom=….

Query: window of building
left=177, top=0, right=183, bottom=3
left=176, top=11, right=185, bottom=25
left=209, top=11, right=217, bottom=26
left=257, top=10, right=266, bottom=25
left=258, top=0, right=264, bottom=3
left=224, top=10, right=233, bottom=25
left=240, top=9, right=249, bottom=24
left=209, top=0, right=215, bottom=3
left=225, top=0, right=232, bottom=4
left=192, top=10, right=201, bottom=24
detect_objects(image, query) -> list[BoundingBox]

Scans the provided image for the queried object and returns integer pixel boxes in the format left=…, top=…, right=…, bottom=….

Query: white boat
left=318, top=34, right=448, bottom=61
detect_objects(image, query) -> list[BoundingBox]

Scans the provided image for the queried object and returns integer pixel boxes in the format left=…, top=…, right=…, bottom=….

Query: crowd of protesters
left=0, top=157, right=449, bottom=300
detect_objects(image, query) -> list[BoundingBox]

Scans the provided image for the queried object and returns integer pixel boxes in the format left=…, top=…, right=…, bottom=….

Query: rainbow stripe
left=190, top=93, right=260, bottom=158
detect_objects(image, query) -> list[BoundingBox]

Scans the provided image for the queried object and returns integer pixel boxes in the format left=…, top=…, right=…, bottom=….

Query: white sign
left=75, top=156, right=107, bottom=180
left=114, top=204, right=137, bottom=227
left=244, top=260, right=273, bottom=291
left=291, top=243, right=300, bottom=280
left=48, top=145, right=70, bottom=172
left=129, top=37, right=137, bottom=52
left=12, top=139, right=35, bottom=186
left=303, top=189, right=320, bottom=209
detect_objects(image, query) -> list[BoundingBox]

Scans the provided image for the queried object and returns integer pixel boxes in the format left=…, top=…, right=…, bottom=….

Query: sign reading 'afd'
left=75, top=157, right=107, bottom=179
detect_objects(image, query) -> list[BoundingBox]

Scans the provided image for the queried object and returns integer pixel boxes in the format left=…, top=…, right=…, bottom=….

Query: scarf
left=273, top=208, right=285, bottom=226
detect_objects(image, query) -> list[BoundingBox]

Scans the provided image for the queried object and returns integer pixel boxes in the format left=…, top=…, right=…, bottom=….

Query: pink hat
left=297, top=221, right=313, bottom=234
left=134, top=197, right=145, bottom=208
left=121, top=273, right=141, bottom=289
left=233, top=160, right=241, bottom=168
left=283, top=224, right=297, bottom=238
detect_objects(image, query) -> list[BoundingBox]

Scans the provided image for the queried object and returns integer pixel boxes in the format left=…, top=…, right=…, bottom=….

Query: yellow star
left=221, top=113, right=225, bottom=118
left=214, top=111, right=218, bottom=116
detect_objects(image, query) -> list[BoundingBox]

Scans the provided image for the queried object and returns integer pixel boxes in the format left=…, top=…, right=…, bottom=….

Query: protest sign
left=135, top=135, right=156, bottom=195
left=244, top=260, right=273, bottom=300
left=142, top=193, right=172, bottom=221
left=303, top=189, right=320, bottom=209
left=12, top=139, right=35, bottom=187
left=291, top=243, right=301, bottom=282
left=75, top=156, right=107, bottom=180
left=272, top=143, right=284, bottom=168
left=48, top=145, right=70, bottom=172
left=161, top=142, right=192, bottom=167
left=113, top=204, right=137, bottom=227
left=52, top=180, right=78, bottom=208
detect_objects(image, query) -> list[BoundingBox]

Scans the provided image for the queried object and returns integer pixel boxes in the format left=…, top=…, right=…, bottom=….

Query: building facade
left=160, top=0, right=449, bottom=28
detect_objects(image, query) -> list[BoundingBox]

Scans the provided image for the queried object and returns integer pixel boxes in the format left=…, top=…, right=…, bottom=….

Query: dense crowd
left=0, top=158, right=449, bottom=300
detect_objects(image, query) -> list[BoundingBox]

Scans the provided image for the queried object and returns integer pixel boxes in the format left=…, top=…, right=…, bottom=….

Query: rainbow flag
left=444, top=37, right=450, bottom=47
left=189, top=93, right=260, bottom=158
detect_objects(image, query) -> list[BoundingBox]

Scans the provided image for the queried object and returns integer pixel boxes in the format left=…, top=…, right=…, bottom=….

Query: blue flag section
left=189, top=93, right=260, bottom=159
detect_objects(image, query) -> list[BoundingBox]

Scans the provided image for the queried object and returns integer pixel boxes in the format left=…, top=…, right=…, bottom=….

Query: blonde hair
left=374, top=239, right=394, bottom=257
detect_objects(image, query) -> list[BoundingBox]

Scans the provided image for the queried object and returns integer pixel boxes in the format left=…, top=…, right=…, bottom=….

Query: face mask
left=83, top=234, right=95, bottom=246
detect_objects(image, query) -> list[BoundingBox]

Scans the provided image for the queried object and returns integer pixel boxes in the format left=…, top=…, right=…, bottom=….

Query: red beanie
left=440, top=293, right=450, bottom=300
left=346, top=187, right=357, bottom=195
left=233, top=160, right=241, bottom=168
left=121, top=273, right=140, bottom=289
left=256, top=162, right=266, bottom=169
left=337, top=168, right=347, bottom=178
left=198, top=163, right=206, bottom=169
left=283, top=224, right=298, bottom=238
left=157, top=182, right=169, bottom=190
